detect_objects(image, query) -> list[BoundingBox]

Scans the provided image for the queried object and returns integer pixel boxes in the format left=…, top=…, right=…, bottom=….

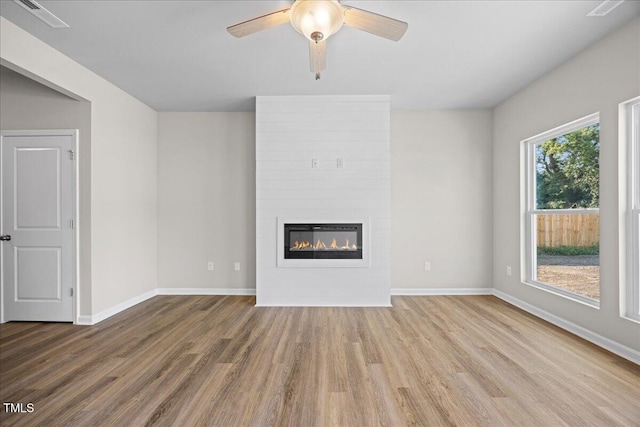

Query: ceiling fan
left=227, top=0, right=408, bottom=80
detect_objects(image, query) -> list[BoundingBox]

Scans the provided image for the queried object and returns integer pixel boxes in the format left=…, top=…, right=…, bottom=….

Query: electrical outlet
left=506, top=266, right=512, bottom=276
left=424, top=261, right=431, bottom=271
left=337, top=158, right=344, bottom=168
left=234, top=262, right=240, bottom=271
left=311, top=158, right=319, bottom=168
left=207, top=261, right=214, bottom=271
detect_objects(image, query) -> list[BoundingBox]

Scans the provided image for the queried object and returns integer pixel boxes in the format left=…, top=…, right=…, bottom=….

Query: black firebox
left=284, top=223, right=363, bottom=260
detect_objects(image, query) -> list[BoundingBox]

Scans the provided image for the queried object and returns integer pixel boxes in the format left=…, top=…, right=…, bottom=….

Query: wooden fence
left=537, top=214, right=599, bottom=247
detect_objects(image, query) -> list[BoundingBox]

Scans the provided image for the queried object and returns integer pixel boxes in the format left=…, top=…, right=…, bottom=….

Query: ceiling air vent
left=13, top=0, right=70, bottom=28
left=587, top=0, right=625, bottom=16
left=16, top=0, right=38, bottom=9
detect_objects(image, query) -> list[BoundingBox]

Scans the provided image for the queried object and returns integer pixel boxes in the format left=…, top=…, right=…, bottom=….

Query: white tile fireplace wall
left=256, top=95, right=391, bottom=306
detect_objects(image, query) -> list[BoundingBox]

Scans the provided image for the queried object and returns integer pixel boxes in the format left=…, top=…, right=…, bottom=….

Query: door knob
left=0, top=235, right=11, bottom=241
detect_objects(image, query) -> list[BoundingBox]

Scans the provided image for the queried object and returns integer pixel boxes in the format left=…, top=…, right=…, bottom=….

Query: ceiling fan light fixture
left=227, top=1, right=407, bottom=80
left=290, top=0, right=344, bottom=41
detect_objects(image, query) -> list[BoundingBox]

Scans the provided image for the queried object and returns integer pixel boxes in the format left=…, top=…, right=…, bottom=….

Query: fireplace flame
left=291, top=237, right=357, bottom=251
left=339, top=238, right=351, bottom=250
left=293, top=240, right=313, bottom=250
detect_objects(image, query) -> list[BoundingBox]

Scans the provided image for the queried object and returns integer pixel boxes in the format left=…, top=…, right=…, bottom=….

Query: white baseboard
left=157, top=288, right=256, bottom=296
left=392, top=287, right=493, bottom=296
left=492, top=289, right=640, bottom=365
left=75, top=288, right=255, bottom=325
left=76, top=289, right=158, bottom=325
left=76, top=315, right=93, bottom=325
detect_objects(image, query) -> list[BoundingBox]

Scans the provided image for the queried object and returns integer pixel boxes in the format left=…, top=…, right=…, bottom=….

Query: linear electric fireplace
left=284, top=223, right=363, bottom=260
left=277, top=217, right=370, bottom=268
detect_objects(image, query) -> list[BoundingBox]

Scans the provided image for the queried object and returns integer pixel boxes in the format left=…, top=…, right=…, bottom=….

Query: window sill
left=620, top=314, right=640, bottom=325
left=522, top=280, right=600, bottom=309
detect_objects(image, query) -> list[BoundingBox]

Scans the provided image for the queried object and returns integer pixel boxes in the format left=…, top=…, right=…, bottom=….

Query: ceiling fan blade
left=227, top=8, right=291, bottom=38
left=342, top=6, right=408, bottom=41
left=309, top=40, right=326, bottom=80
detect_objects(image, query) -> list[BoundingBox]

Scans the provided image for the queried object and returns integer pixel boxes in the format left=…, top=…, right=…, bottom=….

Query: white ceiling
left=1, top=1, right=638, bottom=111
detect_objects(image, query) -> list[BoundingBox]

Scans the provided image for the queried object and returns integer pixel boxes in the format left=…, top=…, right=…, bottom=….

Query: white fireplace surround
left=277, top=217, right=371, bottom=268
left=256, top=95, right=390, bottom=306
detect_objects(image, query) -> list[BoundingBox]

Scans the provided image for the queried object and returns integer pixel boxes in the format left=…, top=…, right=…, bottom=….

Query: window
left=523, top=114, right=600, bottom=306
left=625, top=97, right=640, bottom=321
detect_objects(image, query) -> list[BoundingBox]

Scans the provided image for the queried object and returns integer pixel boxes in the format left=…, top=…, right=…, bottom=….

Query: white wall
left=0, top=66, right=93, bottom=316
left=158, top=113, right=255, bottom=290
left=493, top=18, right=640, bottom=351
left=0, top=17, right=158, bottom=316
left=256, top=96, right=391, bottom=306
left=391, top=111, right=493, bottom=291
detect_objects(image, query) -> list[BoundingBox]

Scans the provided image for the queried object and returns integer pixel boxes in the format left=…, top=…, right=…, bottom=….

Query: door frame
left=0, top=129, right=79, bottom=324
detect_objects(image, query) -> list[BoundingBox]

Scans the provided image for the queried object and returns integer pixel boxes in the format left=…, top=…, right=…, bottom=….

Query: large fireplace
left=284, top=223, right=363, bottom=260
left=257, top=96, right=389, bottom=306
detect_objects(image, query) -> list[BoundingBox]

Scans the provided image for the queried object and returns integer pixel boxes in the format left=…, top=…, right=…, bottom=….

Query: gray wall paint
left=157, top=109, right=493, bottom=293
left=0, top=66, right=92, bottom=316
left=392, top=111, right=493, bottom=289
left=158, top=113, right=256, bottom=289
left=493, top=18, right=640, bottom=351
left=2, top=18, right=159, bottom=317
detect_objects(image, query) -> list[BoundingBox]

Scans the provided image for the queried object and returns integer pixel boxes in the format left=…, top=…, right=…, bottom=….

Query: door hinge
left=70, top=219, right=74, bottom=229
left=70, top=288, right=74, bottom=297
left=68, top=150, right=75, bottom=160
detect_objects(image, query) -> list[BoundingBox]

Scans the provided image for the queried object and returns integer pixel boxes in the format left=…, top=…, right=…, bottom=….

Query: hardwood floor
left=1, top=295, right=639, bottom=426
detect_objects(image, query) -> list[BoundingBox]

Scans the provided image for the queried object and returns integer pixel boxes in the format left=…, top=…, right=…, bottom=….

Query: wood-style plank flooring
left=1, top=295, right=639, bottom=426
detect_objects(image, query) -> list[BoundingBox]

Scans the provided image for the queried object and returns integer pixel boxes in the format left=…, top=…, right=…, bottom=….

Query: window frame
left=522, top=113, right=600, bottom=307
left=625, top=97, right=640, bottom=322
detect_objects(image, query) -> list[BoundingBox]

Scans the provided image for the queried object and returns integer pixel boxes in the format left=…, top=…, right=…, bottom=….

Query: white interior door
left=1, top=131, right=76, bottom=322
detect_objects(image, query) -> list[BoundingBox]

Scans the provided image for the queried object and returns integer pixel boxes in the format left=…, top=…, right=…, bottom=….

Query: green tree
left=535, top=125, right=599, bottom=209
